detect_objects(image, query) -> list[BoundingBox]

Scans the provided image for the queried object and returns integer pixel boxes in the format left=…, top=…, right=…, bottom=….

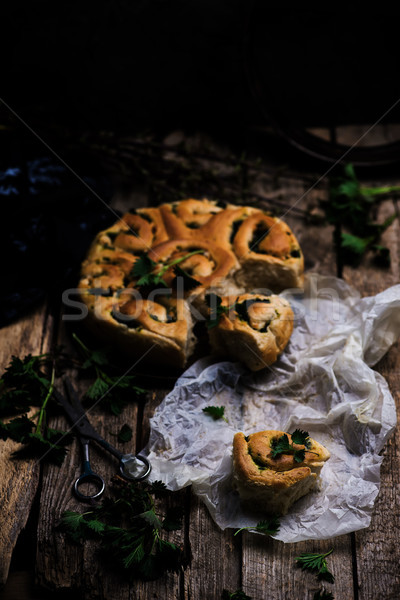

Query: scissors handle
left=74, top=439, right=105, bottom=502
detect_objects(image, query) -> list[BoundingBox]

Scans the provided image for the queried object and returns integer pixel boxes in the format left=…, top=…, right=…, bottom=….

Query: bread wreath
left=77, top=200, right=303, bottom=368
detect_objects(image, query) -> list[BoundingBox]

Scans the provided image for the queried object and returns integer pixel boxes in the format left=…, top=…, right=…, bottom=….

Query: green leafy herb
left=295, top=549, right=335, bottom=583
left=117, top=424, right=133, bottom=443
left=0, top=352, right=73, bottom=464
left=205, top=293, right=230, bottom=328
left=291, top=429, right=312, bottom=448
left=202, top=405, right=228, bottom=423
left=222, top=589, right=252, bottom=600
left=313, top=590, right=334, bottom=600
left=234, top=517, right=280, bottom=537
left=270, top=430, right=313, bottom=463
left=73, top=334, right=147, bottom=415
left=131, top=250, right=203, bottom=290
left=325, top=163, right=400, bottom=270
left=59, top=478, right=187, bottom=581
left=12, top=427, right=73, bottom=466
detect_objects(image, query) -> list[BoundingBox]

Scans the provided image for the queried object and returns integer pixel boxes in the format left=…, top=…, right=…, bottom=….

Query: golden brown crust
left=232, top=431, right=330, bottom=515
left=233, top=213, right=304, bottom=291
left=147, top=239, right=238, bottom=288
left=208, top=293, right=294, bottom=371
left=77, top=199, right=304, bottom=368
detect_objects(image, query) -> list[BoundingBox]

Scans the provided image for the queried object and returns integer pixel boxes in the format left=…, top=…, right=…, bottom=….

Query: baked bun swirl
left=207, top=293, right=293, bottom=371
left=77, top=200, right=303, bottom=368
left=233, top=431, right=330, bottom=515
left=233, top=212, right=303, bottom=292
left=148, top=239, right=238, bottom=289
left=159, top=198, right=223, bottom=238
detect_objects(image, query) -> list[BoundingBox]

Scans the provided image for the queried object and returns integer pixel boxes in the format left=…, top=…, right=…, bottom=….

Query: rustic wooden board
left=0, top=302, right=55, bottom=586
left=342, top=196, right=400, bottom=600
left=35, top=318, right=140, bottom=597
left=3, top=127, right=400, bottom=600
left=239, top=174, right=357, bottom=599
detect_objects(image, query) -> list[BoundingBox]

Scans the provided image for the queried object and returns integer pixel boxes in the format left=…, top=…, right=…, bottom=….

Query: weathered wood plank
left=342, top=195, right=400, bottom=600
left=242, top=535, right=352, bottom=600
left=134, top=388, right=184, bottom=600
left=240, top=174, right=357, bottom=599
left=35, top=319, right=139, bottom=599
left=0, top=302, right=55, bottom=586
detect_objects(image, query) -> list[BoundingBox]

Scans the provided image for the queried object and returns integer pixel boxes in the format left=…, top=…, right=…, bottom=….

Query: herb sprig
left=0, top=352, right=72, bottom=465
left=59, top=478, right=187, bottom=581
left=234, top=517, right=280, bottom=537
left=73, top=333, right=146, bottom=415
left=270, top=429, right=314, bottom=463
left=131, top=250, right=202, bottom=290
left=326, top=163, right=400, bottom=271
left=202, top=405, right=228, bottom=423
left=295, top=549, right=335, bottom=583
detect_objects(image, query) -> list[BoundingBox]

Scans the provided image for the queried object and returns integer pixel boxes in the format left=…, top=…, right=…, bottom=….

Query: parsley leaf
left=270, top=430, right=314, bottom=462
left=295, top=549, right=335, bottom=583
left=202, top=405, right=228, bottom=423
left=234, top=516, right=280, bottom=537
left=291, top=429, right=312, bottom=448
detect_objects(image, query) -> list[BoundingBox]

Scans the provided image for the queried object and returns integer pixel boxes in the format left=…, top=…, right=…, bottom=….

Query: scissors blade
left=52, top=383, right=103, bottom=443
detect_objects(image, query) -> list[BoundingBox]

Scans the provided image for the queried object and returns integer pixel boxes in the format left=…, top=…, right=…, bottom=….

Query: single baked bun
left=78, top=199, right=303, bottom=368
left=233, top=212, right=303, bottom=292
left=233, top=430, right=330, bottom=516
left=207, top=293, right=294, bottom=371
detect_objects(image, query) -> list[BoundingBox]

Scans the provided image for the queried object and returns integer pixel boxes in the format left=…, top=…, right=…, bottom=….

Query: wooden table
left=1, top=128, right=399, bottom=600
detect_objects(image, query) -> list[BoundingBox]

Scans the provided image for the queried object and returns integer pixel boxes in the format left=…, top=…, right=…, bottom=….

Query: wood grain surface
left=1, top=127, right=399, bottom=600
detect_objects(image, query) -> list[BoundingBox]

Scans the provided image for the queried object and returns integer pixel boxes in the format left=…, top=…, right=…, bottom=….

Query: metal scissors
left=52, top=378, right=151, bottom=502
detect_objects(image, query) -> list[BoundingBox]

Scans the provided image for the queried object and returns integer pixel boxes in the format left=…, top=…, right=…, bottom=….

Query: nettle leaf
left=117, top=424, right=133, bottom=443
left=131, top=254, right=157, bottom=280
left=0, top=388, right=32, bottom=417
left=0, top=414, right=35, bottom=442
left=295, top=549, right=335, bottom=583
left=86, top=377, right=110, bottom=400
left=234, top=516, right=280, bottom=537
left=12, top=431, right=70, bottom=466
left=139, top=509, right=163, bottom=530
left=82, top=349, right=110, bottom=370
left=341, top=233, right=374, bottom=255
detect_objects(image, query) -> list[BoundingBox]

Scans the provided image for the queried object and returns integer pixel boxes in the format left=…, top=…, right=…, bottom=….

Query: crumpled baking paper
left=140, top=274, right=400, bottom=542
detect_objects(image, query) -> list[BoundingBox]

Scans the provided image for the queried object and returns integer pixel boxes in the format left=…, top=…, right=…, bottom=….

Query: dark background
left=2, top=1, right=400, bottom=138
left=1, top=1, right=400, bottom=328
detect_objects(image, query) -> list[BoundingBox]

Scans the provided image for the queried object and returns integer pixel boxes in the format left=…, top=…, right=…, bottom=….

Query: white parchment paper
left=141, top=274, right=400, bottom=542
